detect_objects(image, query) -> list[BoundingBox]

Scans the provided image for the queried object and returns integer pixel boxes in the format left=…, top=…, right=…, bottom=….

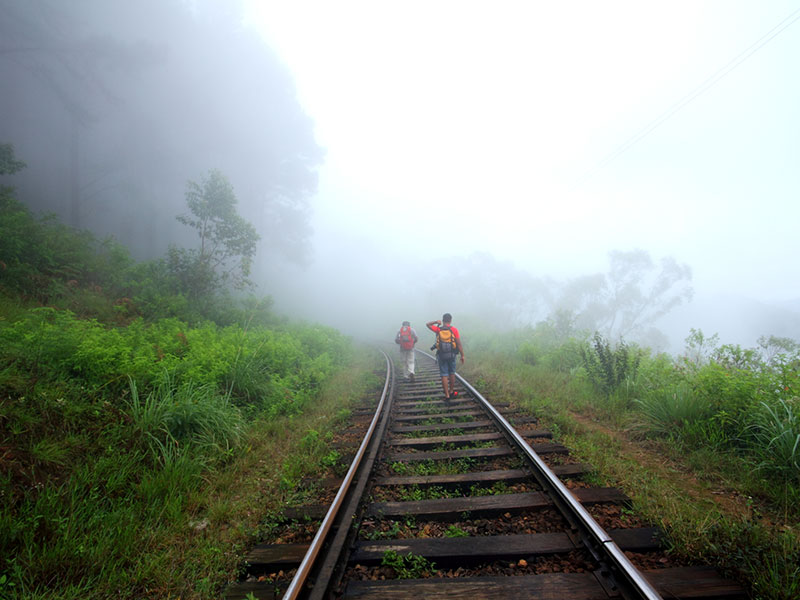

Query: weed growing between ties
left=380, top=549, right=437, bottom=579
left=461, top=326, right=800, bottom=600
left=399, top=428, right=466, bottom=438
left=388, top=458, right=477, bottom=477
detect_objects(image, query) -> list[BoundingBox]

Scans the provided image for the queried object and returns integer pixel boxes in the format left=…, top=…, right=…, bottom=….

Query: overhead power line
left=592, top=6, right=800, bottom=174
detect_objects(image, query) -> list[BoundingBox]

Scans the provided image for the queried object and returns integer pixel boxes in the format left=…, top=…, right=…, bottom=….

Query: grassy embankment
left=462, top=328, right=799, bottom=600
left=0, top=183, right=385, bottom=598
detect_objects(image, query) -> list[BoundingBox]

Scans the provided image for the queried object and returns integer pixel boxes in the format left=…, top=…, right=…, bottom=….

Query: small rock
left=190, top=519, right=209, bottom=532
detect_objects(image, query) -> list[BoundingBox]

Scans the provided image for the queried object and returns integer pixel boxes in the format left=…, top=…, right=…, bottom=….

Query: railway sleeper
left=394, top=399, right=476, bottom=413
left=388, top=431, right=553, bottom=450
left=366, top=488, right=629, bottom=521
left=384, top=443, right=568, bottom=462
left=238, top=528, right=661, bottom=576
left=391, top=419, right=495, bottom=433
left=349, top=527, right=662, bottom=565
left=342, top=566, right=747, bottom=600
left=374, top=464, right=593, bottom=487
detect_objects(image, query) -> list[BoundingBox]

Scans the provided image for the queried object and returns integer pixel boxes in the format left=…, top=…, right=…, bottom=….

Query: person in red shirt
left=394, top=320, right=419, bottom=382
left=426, top=313, right=465, bottom=400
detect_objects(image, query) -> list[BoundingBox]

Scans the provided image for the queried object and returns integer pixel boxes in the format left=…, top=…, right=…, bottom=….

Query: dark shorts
left=437, top=354, right=457, bottom=377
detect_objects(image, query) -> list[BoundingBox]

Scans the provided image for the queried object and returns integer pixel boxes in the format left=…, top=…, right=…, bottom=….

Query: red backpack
left=398, top=326, right=415, bottom=350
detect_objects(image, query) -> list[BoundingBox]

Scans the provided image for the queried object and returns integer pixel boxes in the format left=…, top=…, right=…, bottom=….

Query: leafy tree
left=557, top=249, right=693, bottom=340
left=682, top=328, right=720, bottom=368
left=172, top=169, right=260, bottom=295
left=0, top=143, right=26, bottom=175
left=757, top=335, right=800, bottom=367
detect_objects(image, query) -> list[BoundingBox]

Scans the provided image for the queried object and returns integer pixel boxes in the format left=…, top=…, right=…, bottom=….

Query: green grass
left=380, top=549, right=436, bottom=579
left=0, top=341, right=381, bottom=599
left=388, top=457, right=477, bottom=476
left=444, top=524, right=470, bottom=537
left=396, top=485, right=456, bottom=502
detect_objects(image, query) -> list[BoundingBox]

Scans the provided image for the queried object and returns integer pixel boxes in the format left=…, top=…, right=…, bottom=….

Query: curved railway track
left=225, top=350, right=745, bottom=600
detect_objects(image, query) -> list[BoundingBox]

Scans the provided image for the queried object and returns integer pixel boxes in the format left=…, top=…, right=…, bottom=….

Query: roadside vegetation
left=0, top=150, right=380, bottom=599
left=464, top=320, right=800, bottom=599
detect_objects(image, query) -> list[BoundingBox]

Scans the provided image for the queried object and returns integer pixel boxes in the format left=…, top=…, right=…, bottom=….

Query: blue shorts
left=437, top=354, right=457, bottom=377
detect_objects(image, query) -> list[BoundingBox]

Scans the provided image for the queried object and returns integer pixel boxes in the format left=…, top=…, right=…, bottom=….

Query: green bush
left=127, top=377, right=244, bottom=464
left=634, top=384, right=714, bottom=440
left=746, top=399, right=800, bottom=482
left=580, top=333, right=641, bottom=400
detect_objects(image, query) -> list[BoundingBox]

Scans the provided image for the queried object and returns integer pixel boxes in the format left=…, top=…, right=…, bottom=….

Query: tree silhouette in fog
left=0, top=0, right=323, bottom=267
left=172, top=169, right=259, bottom=295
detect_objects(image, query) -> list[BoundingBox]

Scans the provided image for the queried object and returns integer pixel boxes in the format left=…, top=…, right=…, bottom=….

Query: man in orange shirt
left=426, top=313, right=465, bottom=400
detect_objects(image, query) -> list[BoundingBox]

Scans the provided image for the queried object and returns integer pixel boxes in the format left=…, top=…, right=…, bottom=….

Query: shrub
left=746, top=399, right=800, bottom=482
left=127, top=377, right=244, bottom=465
left=580, top=333, right=641, bottom=399
left=634, top=384, right=714, bottom=439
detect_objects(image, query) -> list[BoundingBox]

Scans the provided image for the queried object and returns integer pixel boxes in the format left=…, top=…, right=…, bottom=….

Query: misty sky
left=245, top=0, right=800, bottom=311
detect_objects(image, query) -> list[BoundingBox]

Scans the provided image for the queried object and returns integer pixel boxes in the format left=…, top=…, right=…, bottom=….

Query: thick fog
left=2, top=1, right=799, bottom=353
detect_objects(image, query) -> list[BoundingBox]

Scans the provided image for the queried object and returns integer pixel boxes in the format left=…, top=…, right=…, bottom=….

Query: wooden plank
left=396, top=392, right=467, bottom=401
left=300, top=476, right=343, bottom=488
left=392, top=420, right=494, bottom=433
left=344, top=572, right=609, bottom=600
left=389, top=431, right=553, bottom=448
left=608, top=527, right=661, bottom=551
left=395, top=400, right=475, bottom=412
left=245, top=542, right=308, bottom=568
left=343, top=567, right=745, bottom=599
left=350, top=527, right=661, bottom=564
left=375, top=464, right=592, bottom=485
left=385, top=442, right=568, bottom=462
left=366, top=491, right=551, bottom=519
left=384, top=446, right=514, bottom=463
left=224, top=581, right=288, bottom=600
left=571, top=487, right=629, bottom=504
left=367, top=488, right=627, bottom=519
left=526, top=442, right=569, bottom=454
left=551, top=463, right=592, bottom=477
left=351, top=532, right=576, bottom=563
left=393, top=410, right=484, bottom=422
left=389, top=432, right=505, bottom=448
left=509, top=416, right=540, bottom=425
left=282, top=505, right=327, bottom=521
left=374, top=469, right=531, bottom=487
left=643, top=566, right=747, bottom=598
left=521, top=429, right=552, bottom=439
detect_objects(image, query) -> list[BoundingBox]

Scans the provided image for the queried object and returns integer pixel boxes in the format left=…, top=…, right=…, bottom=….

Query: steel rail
left=281, top=349, right=392, bottom=600
left=418, top=349, right=663, bottom=600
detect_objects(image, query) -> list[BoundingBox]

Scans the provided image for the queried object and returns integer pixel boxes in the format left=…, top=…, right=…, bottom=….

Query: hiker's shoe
left=409, top=373, right=415, bottom=383
left=452, top=390, right=458, bottom=398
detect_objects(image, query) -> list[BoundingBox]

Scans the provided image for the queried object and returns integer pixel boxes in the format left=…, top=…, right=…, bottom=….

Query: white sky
left=244, top=1, right=800, bottom=303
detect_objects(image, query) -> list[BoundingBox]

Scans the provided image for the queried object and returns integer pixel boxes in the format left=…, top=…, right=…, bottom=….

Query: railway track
left=225, top=350, right=746, bottom=600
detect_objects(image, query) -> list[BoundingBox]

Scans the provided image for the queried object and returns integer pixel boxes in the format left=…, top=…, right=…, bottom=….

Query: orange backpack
left=436, top=326, right=457, bottom=357
left=398, top=326, right=415, bottom=350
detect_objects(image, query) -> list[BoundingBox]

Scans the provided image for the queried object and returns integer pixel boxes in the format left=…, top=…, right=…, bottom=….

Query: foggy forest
left=1, top=1, right=799, bottom=599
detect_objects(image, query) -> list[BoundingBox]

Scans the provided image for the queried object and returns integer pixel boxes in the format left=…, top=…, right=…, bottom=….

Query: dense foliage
left=0, top=168, right=350, bottom=598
